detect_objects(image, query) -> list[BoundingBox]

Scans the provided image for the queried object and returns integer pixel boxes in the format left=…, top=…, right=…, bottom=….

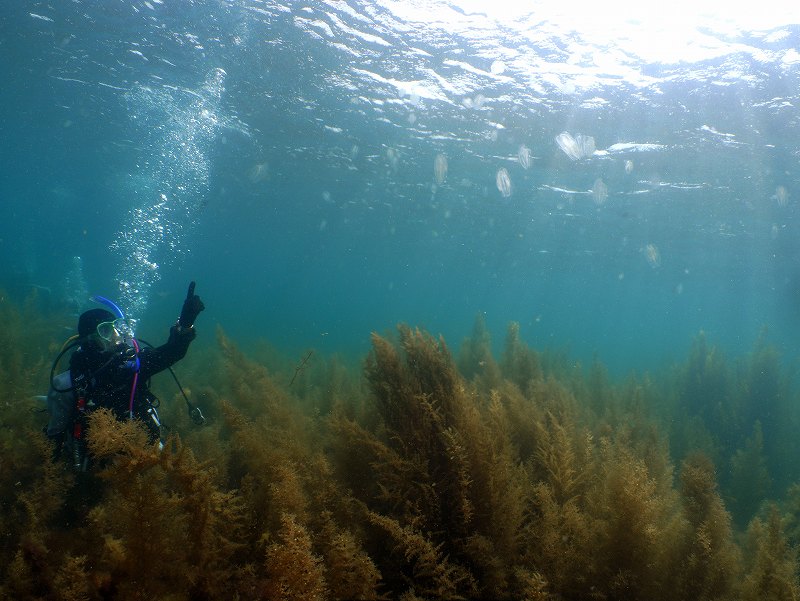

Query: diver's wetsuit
left=47, top=325, right=195, bottom=442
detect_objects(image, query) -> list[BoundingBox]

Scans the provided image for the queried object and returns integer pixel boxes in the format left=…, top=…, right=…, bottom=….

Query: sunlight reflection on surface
left=383, top=0, right=800, bottom=65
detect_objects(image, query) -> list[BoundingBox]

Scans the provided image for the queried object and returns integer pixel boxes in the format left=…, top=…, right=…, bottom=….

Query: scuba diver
left=46, top=281, right=205, bottom=471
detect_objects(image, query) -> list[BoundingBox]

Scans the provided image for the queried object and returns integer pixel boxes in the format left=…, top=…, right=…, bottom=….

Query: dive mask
left=96, top=318, right=137, bottom=347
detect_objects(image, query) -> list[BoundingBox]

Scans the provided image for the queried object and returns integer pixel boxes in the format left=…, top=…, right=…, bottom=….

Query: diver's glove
left=178, top=281, right=205, bottom=329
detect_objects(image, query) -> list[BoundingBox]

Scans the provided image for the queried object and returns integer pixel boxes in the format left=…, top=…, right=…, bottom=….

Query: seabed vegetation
left=2, top=291, right=800, bottom=600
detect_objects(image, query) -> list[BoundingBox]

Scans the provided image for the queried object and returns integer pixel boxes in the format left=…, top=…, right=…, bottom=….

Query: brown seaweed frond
left=262, top=512, right=328, bottom=601
left=584, top=437, right=678, bottom=599
left=365, top=325, right=547, bottom=598
left=85, top=408, right=248, bottom=599
left=586, top=357, right=615, bottom=416
left=512, top=567, right=551, bottom=601
left=491, top=380, right=545, bottom=463
left=781, top=483, right=800, bottom=549
left=0, top=294, right=72, bottom=589
left=217, top=326, right=296, bottom=429
left=368, top=511, right=476, bottom=600
left=160, top=436, right=248, bottom=597
left=469, top=390, right=528, bottom=569
left=365, top=327, right=476, bottom=539
left=729, top=420, right=772, bottom=526
left=439, top=422, right=475, bottom=530
left=365, top=329, right=406, bottom=429
left=366, top=325, right=463, bottom=434
left=306, top=353, right=368, bottom=419
left=1, top=433, right=74, bottom=599
left=741, top=505, right=800, bottom=601
left=398, top=326, right=461, bottom=420
left=328, top=413, right=399, bottom=502
left=220, top=400, right=311, bottom=534
left=457, top=313, right=502, bottom=390
left=500, top=321, right=542, bottom=393
left=528, top=376, right=582, bottom=424
left=0, top=289, right=55, bottom=402
left=738, top=334, right=794, bottom=474
left=87, top=469, right=185, bottom=598
left=85, top=408, right=158, bottom=470
left=51, top=555, right=92, bottom=601
left=613, top=376, right=674, bottom=486
left=673, top=452, right=742, bottom=600
left=16, top=431, right=74, bottom=533
left=3, top=542, right=51, bottom=600
left=329, top=411, right=440, bottom=537
left=521, top=479, right=594, bottom=595
left=534, top=410, right=585, bottom=504
left=670, top=332, right=732, bottom=458
left=317, top=510, right=385, bottom=600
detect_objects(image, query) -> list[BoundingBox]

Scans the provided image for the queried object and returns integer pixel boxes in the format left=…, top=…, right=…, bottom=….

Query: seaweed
left=670, top=330, right=800, bottom=527
left=2, top=292, right=800, bottom=600
left=367, top=510, right=476, bottom=600
left=364, top=326, right=475, bottom=540
left=84, top=408, right=248, bottom=599
left=457, top=313, right=501, bottom=390
left=500, top=321, right=542, bottom=393
left=741, top=505, right=800, bottom=601
left=729, top=421, right=772, bottom=525
left=357, top=325, right=535, bottom=598
left=317, top=510, right=385, bottom=601
left=584, top=438, right=675, bottom=599
left=674, top=452, right=742, bottom=600
left=262, top=513, right=328, bottom=601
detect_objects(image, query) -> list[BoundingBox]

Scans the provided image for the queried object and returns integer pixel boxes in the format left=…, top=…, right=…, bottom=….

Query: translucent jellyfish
left=625, top=160, right=634, bottom=174
left=592, top=178, right=608, bottom=205
left=247, top=161, right=269, bottom=183
left=518, top=145, right=531, bottom=170
left=434, top=153, right=448, bottom=185
left=555, top=132, right=595, bottom=160
left=577, top=135, right=595, bottom=158
left=775, top=185, right=789, bottom=207
left=386, top=147, right=399, bottom=173
left=496, top=167, right=511, bottom=198
left=555, top=132, right=578, bottom=159
left=644, top=243, right=661, bottom=268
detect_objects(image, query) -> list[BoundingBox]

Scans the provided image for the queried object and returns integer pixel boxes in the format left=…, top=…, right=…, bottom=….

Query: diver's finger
left=187, top=281, right=196, bottom=299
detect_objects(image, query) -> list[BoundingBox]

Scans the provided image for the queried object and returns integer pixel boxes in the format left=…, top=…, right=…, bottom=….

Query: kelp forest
left=3, top=291, right=800, bottom=600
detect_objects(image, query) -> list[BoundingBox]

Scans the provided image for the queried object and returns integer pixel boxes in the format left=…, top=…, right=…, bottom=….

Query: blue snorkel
left=90, top=294, right=124, bottom=320
left=91, top=294, right=141, bottom=418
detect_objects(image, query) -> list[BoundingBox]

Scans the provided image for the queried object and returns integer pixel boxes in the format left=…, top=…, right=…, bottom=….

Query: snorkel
left=91, top=294, right=141, bottom=419
left=89, top=294, right=124, bottom=320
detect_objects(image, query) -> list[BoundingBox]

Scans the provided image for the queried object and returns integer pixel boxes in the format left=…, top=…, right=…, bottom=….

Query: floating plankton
left=434, top=153, right=448, bottom=185
left=555, top=131, right=595, bottom=160
left=496, top=167, right=511, bottom=198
